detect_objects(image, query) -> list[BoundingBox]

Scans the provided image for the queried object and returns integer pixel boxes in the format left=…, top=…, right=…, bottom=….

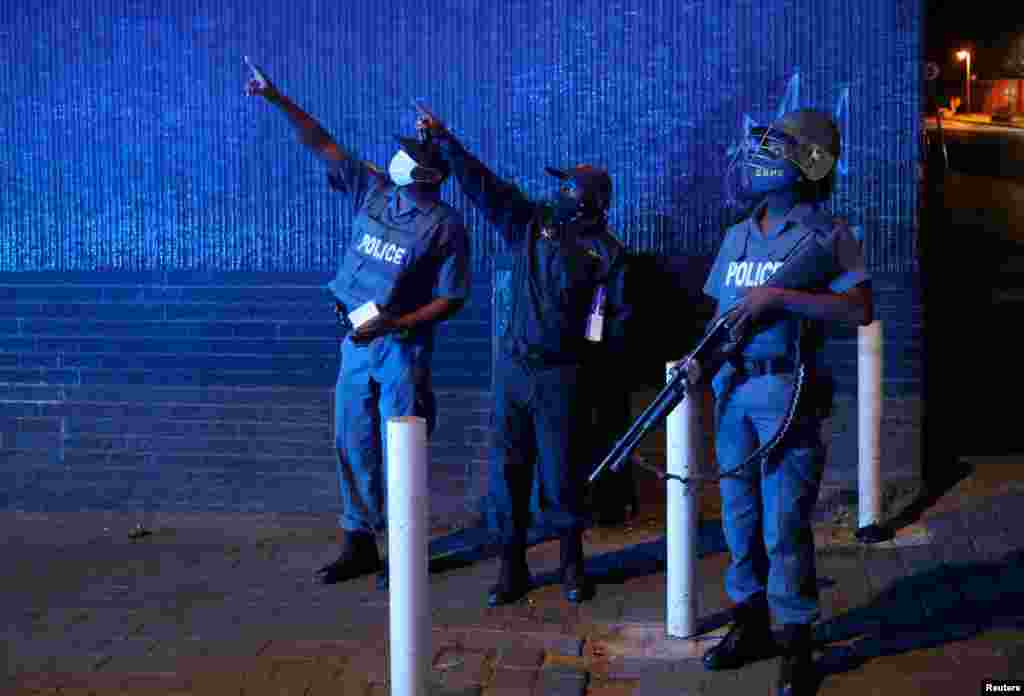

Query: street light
left=956, top=50, right=971, bottom=113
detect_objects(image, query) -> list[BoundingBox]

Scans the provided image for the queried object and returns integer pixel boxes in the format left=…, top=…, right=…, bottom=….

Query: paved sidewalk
left=3, top=457, right=1023, bottom=695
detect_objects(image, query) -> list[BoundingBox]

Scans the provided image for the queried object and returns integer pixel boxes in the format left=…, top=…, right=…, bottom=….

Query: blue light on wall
left=0, top=0, right=920, bottom=273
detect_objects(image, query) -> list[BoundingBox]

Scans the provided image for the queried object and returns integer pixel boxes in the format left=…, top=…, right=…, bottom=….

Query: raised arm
left=415, top=103, right=534, bottom=242
left=244, top=57, right=349, bottom=163
left=245, top=57, right=383, bottom=207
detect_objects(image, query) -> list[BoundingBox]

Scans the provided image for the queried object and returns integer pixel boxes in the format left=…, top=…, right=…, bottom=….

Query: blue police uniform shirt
left=324, top=157, right=471, bottom=349
left=703, top=201, right=869, bottom=360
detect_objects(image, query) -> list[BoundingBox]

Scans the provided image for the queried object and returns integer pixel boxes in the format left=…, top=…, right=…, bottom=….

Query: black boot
left=559, top=527, right=593, bottom=603
left=375, top=531, right=389, bottom=591
left=487, top=541, right=531, bottom=607
left=317, top=530, right=382, bottom=584
left=776, top=623, right=816, bottom=696
left=702, top=595, right=776, bottom=671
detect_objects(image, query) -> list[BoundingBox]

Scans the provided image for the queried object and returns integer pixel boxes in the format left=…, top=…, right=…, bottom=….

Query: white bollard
left=857, top=320, right=884, bottom=533
left=386, top=416, right=430, bottom=696
left=666, top=360, right=700, bottom=639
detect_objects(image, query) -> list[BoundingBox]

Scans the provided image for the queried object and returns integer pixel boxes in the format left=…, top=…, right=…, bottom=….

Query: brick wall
left=0, top=268, right=920, bottom=523
left=0, top=272, right=491, bottom=528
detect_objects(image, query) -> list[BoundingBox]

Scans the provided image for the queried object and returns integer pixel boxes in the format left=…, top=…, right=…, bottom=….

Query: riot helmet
left=726, top=109, right=840, bottom=205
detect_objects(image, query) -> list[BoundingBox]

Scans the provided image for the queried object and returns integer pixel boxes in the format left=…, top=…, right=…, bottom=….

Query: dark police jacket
left=440, top=139, right=630, bottom=366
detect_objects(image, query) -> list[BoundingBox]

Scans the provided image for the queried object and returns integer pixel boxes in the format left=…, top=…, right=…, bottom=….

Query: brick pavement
left=4, top=457, right=1024, bottom=695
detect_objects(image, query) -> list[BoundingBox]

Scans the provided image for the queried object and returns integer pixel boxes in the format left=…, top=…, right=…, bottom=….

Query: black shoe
left=776, top=623, right=816, bottom=696
left=487, top=541, right=531, bottom=607
left=703, top=597, right=776, bottom=671
left=374, top=532, right=389, bottom=591
left=487, top=573, right=532, bottom=606
left=593, top=507, right=628, bottom=527
left=318, top=531, right=382, bottom=584
left=561, top=562, right=593, bottom=603
left=558, top=528, right=592, bottom=603
left=317, top=530, right=359, bottom=574
left=316, top=529, right=378, bottom=573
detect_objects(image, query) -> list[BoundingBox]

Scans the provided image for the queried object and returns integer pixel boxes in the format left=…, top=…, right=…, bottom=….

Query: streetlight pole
left=967, top=52, right=971, bottom=113
left=957, top=50, right=971, bottom=113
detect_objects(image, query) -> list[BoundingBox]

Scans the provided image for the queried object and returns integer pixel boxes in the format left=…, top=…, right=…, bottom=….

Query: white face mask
left=388, top=149, right=420, bottom=187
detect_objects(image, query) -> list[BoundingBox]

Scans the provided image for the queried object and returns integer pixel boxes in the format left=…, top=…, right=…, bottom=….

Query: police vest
left=715, top=208, right=844, bottom=361
left=330, top=189, right=451, bottom=315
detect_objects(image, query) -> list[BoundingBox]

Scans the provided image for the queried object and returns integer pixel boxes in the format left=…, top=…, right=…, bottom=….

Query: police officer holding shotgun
left=692, top=109, right=871, bottom=696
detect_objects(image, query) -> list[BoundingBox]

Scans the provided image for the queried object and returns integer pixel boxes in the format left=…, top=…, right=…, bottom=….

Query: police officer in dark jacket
left=416, top=104, right=630, bottom=606
left=245, top=62, right=471, bottom=588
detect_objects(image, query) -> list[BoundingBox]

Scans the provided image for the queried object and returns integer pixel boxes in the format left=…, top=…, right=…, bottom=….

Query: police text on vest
left=356, top=234, right=408, bottom=265
left=724, top=261, right=782, bottom=288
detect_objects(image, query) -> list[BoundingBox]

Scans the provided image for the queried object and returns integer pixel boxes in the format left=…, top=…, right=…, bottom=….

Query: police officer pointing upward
left=416, top=104, right=630, bottom=607
left=245, top=60, right=470, bottom=588
left=692, top=109, right=872, bottom=696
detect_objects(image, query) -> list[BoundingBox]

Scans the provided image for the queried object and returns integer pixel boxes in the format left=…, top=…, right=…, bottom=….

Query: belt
left=729, top=356, right=796, bottom=377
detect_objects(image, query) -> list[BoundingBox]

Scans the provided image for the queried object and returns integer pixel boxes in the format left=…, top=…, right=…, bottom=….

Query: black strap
left=730, top=356, right=796, bottom=376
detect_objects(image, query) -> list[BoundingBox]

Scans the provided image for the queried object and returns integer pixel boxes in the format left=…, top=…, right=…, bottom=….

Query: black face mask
left=550, top=175, right=587, bottom=225
left=551, top=192, right=581, bottom=225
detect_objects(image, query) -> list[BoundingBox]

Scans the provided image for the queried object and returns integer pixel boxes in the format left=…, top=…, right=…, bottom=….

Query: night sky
left=925, top=4, right=1024, bottom=79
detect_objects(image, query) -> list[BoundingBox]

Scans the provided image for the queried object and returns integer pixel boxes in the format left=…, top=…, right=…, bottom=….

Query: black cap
left=545, top=164, right=612, bottom=210
left=394, top=135, right=450, bottom=178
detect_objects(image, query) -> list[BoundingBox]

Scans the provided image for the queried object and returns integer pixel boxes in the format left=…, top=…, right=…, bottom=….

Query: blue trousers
left=487, top=357, right=588, bottom=546
left=713, top=369, right=825, bottom=625
left=333, top=334, right=435, bottom=533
